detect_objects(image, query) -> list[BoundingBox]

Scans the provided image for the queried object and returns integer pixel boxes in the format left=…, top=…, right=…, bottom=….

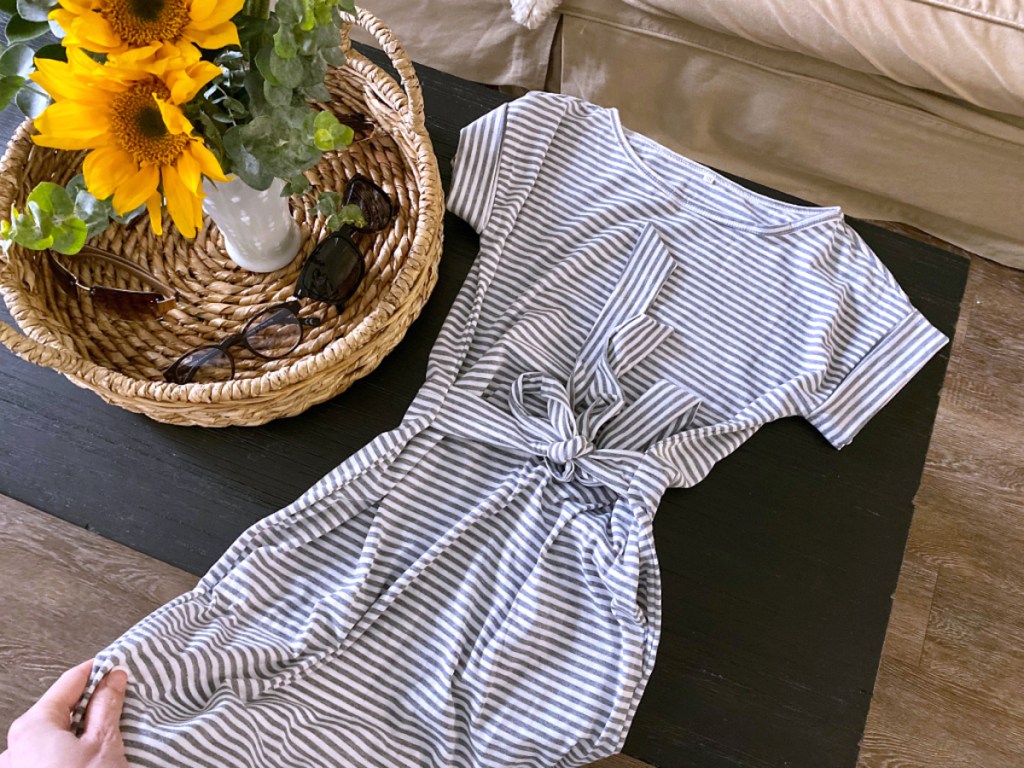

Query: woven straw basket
left=0, top=8, right=443, bottom=427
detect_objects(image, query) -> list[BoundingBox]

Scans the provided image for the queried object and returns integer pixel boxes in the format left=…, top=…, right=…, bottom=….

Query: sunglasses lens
left=345, top=177, right=393, bottom=232
left=296, top=233, right=365, bottom=305
left=50, top=251, right=169, bottom=317
left=244, top=307, right=303, bottom=358
left=170, top=347, right=233, bottom=384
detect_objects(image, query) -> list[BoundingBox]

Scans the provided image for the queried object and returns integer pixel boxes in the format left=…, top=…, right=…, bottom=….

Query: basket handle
left=0, top=315, right=102, bottom=381
left=341, top=6, right=426, bottom=132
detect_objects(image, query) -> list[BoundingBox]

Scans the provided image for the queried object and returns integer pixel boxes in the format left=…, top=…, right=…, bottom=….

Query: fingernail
left=108, top=665, right=130, bottom=688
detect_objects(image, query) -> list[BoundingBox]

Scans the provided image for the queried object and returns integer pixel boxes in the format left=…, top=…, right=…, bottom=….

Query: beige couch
left=360, top=0, right=1024, bottom=270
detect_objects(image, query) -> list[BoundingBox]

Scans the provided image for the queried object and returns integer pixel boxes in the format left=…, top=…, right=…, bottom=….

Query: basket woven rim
left=0, top=7, right=444, bottom=408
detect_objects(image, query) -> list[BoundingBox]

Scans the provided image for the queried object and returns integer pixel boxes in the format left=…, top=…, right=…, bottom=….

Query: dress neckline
left=606, top=105, right=844, bottom=235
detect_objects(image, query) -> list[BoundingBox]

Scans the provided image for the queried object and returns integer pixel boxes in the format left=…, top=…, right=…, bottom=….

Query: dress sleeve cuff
left=807, top=310, right=949, bottom=449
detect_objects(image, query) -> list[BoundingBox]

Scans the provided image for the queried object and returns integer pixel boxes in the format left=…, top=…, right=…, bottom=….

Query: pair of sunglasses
left=49, top=245, right=177, bottom=318
left=338, top=112, right=378, bottom=144
left=164, top=175, right=394, bottom=384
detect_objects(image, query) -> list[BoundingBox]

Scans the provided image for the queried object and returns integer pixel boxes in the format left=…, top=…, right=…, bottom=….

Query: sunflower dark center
left=136, top=105, right=167, bottom=138
left=130, top=0, right=163, bottom=22
left=110, top=80, right=189, bottom=166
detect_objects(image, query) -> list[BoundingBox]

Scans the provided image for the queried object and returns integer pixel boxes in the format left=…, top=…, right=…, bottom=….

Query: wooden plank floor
left=2, top=252, right=1021, bottom=767
left=858, top=255, right=1024, bottom=767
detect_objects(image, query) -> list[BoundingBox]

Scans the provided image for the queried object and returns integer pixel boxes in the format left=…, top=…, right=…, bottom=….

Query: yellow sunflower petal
left=112, top=164, right=160, bottom=214
left=185, top=21, right=240, bottom=50
left=106, top=44, right=163, bottom=72
left=82, top=146, right=138, bottom=200
left=175, top=147, right=202, bottom=193
left=32, top=66, right=118, bottom=108
left=162, top=165, right=198, bottom=238
left=189, top=0, right=244, bottom=28
left=55, top=0, right=94, bottom=14
left=33, top=102, right=111, bottom=149
left=145, top=189, right=163, bottom=236
left=63, top=10, right=124, bottom=52
left=164, top=59, right=222, bottom=104
left=154, top=97, right=193, bottom=136
left=188, top=140, right=229, bottom=183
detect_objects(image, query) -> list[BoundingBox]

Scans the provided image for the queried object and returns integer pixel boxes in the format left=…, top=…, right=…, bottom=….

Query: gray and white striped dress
left=80, top=92, right=948, bottom=767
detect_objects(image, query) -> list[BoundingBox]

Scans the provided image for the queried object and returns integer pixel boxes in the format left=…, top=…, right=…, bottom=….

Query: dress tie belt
left=434, top=224, right=696, bottom=495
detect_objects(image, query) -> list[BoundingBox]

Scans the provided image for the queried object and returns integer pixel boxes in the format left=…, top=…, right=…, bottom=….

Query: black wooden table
left=0, top=47, right=968, bottom=768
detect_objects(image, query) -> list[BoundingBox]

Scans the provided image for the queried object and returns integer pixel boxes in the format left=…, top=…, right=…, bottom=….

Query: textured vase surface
left=202, top=177, right=302, bottom=273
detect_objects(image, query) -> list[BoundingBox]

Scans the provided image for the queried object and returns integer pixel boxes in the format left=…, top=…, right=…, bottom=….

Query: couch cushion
left=563, top=0, right=1024, bottom=117
left=352, top=0, right=559, bottom=89
left=555, top=8, right=1024, bottom=268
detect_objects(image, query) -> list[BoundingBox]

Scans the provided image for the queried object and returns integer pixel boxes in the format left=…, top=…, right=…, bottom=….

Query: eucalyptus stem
left=23, top=83, right=49, bottom=99
left=243, top=0, right=272, bottom=18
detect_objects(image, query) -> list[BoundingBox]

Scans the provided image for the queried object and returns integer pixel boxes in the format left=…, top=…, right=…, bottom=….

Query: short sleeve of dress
left=447, top=102, right=509, bottom=234
left=804, top=222, right=949, bottom=449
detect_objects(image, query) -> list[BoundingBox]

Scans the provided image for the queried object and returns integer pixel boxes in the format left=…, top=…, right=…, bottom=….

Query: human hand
left=0, top=660, right=129, bottom=768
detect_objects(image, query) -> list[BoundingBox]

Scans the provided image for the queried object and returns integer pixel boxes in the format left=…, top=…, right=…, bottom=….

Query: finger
left=31, top=660, right=95, bottom=726
left=81, top=668, right=128, bottom=741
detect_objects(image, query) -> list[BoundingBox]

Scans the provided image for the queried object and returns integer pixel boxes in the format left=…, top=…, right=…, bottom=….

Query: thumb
left=81, top=668, right=129, bottom=744
left=31, top=660, right=94, bottom=726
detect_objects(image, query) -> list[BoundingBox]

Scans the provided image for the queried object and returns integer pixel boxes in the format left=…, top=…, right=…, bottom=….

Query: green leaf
left=4, top=15, right=50, bottom=43
left=268, top=50, right=303, bottom=88
left=73, top=189, right=114, bottom=238
left=273, top=26, right=297, bottom=58
left=27, top=181, right=74, bottom=216
left=220, top=95, right=248, bottom=117
left=65, top=173, right=86, bottom=198
left=313, top=127, right=333, bottom=151
left=273, top=0, right=301, bottom=24
left=263, top=81, right=293, bottom=107
left=17, top=202, right=55, bottom=250
left=300, top=81, right=330, bottom=101
left=0, top=0, right=17, bottom=14
left=319, top=43, right=345, bottom=68
left=15, top=0, right=57, bottom=22
left=223, top=125, right=275, bottom=189
left=281, top=173, right=309, bottom=196
left=34, top=43, right=67, bottom=62
left=311, top=108, right=345, bottom=150
left=335, top=203, right=365, bottom=229
left=15, top=85, right=48, bottom=117
left=197, top=110, right=227, bottom=161
left=299, top=0, right=315, bottom=30
left=254, top=45, right=280, bottom=86
left=49, top=217, right=88, bottom=254
left=0, top=74, right=26, bottom=111
left=315, top=190, right=339, bottom=216
left=0, top=43, right=36, bottom=77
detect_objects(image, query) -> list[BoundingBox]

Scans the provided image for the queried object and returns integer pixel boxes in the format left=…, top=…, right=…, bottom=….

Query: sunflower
left=31, top=45, right=230, bottom=238
left=51, top=0, right=245, bottom=55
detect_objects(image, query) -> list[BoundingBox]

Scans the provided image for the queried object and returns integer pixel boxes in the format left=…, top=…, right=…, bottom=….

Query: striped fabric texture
left=77, top=92, right=947, bottom=767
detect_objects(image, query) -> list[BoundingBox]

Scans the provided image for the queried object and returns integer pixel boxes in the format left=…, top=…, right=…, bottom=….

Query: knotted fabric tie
left=433, top=224, right=691, bottom=495
left=505, top=370, right=645, bottom=492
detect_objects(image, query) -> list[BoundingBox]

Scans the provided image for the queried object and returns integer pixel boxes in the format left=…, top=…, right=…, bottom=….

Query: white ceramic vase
left=202, top=176, right=302, bottom=273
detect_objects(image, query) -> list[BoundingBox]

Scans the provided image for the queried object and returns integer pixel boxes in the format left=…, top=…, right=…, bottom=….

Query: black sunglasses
left=164, top=175, right=393, bottom=384
left=294, top=174, right=394, bottom=307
